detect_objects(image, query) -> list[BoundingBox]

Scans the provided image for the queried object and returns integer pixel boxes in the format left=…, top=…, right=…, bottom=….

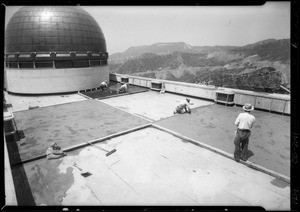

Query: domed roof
left=5, top=6, right=107, bottom=53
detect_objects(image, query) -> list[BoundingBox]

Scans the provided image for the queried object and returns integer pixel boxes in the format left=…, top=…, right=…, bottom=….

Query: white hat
left=243, top=103, right=254, bottom=111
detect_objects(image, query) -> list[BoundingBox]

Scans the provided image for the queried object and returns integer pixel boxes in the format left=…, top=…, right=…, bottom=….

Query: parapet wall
left=110, top=73, right=290, bottom=115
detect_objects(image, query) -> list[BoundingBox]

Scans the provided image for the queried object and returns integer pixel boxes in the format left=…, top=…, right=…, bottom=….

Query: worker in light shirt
left=173, top=98, right=192, bottom=114
left=233, top=103, right=255, bottom=162
left=46, top=142, right=67, bottom=160
left=99, top=80, right=110, bottom=92
left=118, top=83, right=128, bottom=93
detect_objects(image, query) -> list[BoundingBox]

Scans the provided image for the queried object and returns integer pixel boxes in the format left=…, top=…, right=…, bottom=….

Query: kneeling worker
left=118, top=83, right=128, bottom=93
left=46, top=142, right=67, bottom=160
left=174, top=98, right=192, bottom=114
left=99, top=80, right=110, bottom=91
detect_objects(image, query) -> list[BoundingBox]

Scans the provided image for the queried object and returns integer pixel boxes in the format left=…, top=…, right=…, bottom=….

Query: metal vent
left=215, top=90, right=235, bottom=105
left=121, top=77, right=129, bottom=83
left=151, top=81, right=162, bottom=91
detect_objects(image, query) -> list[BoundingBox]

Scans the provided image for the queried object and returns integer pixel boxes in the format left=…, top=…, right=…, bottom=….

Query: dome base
left=5, top=66, right=109, bottom=94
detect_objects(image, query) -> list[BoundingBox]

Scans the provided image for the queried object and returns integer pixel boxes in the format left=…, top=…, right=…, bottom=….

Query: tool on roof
left=73, top=162, right=92, bottom=177
left=85, top=140, right=117, bottom=156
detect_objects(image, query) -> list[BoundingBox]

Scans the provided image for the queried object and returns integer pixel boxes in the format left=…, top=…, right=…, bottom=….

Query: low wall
left=110, top=73, right=290, bottom=115
left=110, top=73, right=217, bottom=100
left=233, top=91, right=290, bottom=114
left=6, top=66, right=109, bottom=94
left=4, top=134, right=18, bottom=205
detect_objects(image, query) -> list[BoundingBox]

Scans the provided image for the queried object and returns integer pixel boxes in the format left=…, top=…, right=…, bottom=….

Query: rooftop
left=3, top=83, right=290, bottom=210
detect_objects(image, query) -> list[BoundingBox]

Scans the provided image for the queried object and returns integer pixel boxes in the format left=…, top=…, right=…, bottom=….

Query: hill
left=109, top=39, right=290, bottom=94
left=109, top=42, right=198, bottom=63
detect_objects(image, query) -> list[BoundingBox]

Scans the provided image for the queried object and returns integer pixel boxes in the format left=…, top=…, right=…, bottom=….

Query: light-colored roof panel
left=21, top=127, right=289, bottom=209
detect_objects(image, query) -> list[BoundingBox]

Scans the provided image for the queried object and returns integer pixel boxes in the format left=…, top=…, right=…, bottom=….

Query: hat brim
left=243, top=105, right=254, bottom=111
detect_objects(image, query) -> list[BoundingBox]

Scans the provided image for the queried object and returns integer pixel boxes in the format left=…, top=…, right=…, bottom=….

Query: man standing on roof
left=173, top=98, right=192, bottom=114
left=233, top=103, right=255, bottom=162
left=118, top=83, right=128, bottom=93
left=159, top=83, right=166, bottom=94
left=99, top=80, right=110, bottom=92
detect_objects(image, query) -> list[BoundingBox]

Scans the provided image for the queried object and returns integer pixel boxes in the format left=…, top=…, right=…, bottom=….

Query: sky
left=4, top=2, right=290, bottom=54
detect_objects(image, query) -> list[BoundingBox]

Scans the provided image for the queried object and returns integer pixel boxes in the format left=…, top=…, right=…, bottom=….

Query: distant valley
left=108, top=39, right=290, bottom=94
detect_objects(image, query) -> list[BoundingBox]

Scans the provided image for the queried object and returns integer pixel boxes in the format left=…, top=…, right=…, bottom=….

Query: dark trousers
left=118, top=88, right=127, bottom=93
left=175, top=106, right=190, bottom=114
left=234, top=129, right=251, bottom=161
left=99, top=84, right=108, bottom=91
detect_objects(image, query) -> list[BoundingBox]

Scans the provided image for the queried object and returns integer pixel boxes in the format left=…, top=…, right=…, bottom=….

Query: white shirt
left=46, top=147, right=61, bottom=155
left=235, top=112, right=255, bottom=130
left=120, top=84, right=127, bottom=89
left=176, top=100, right=190, bottom=110
left=100, top=82, right=108, bottom=86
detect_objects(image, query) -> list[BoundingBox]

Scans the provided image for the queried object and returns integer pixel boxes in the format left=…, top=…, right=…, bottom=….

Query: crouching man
left=173, top=98, right=192, bottom=114
left=46, top=142, right=67, bottom=160
left=99, top=80, right=110, bottom=92
left=118, top=83, right=128, bottom=93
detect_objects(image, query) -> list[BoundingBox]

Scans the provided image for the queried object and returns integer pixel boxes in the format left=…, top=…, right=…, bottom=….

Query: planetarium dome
left=5, top=6, right=107, bottom=54
left=4, top=6, right=109, bottom=94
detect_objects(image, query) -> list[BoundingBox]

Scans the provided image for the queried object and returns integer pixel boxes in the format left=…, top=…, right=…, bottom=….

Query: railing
left=5, top=51, right=108, bottom=69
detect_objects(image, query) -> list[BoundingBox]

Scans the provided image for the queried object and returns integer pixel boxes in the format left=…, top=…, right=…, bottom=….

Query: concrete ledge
left=245, top=161, right=290, bottom=183
left=151, top=124, right=290, bottom=184
left=4, top=134, right=18, bottom=205
left=77, top=91, right=93, bottom=100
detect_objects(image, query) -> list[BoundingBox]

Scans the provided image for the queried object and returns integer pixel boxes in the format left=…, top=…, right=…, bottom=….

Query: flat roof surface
left=5, top=90, right=290, bottom=209
left=100, top=91, right=214, bottom=121
left=100, top=91, right=290, bottom=177
left=20, top=127, right=289, bottom=209
left=11, top=99, right=149, bottom=162
left=5, top=92, right=87, bottom=112
left=156, top=104, right=290, bottom=177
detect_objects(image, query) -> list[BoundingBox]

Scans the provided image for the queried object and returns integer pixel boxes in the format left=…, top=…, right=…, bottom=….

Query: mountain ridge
left=109, top=39, right=289, bottom=61
left=109, top=38, right=290, bottom=94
